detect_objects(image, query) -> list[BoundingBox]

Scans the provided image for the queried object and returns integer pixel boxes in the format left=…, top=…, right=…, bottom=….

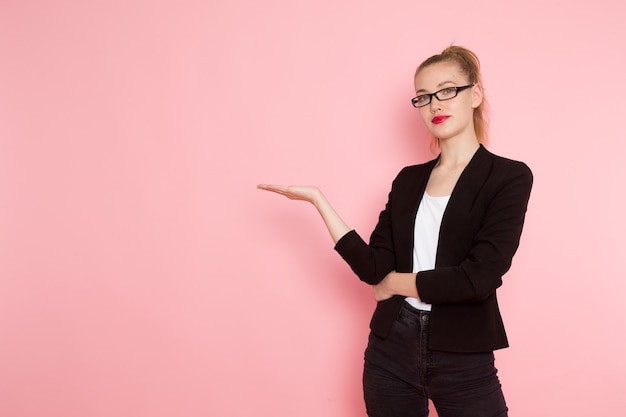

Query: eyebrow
left=415, top=81, right=457, bottom=94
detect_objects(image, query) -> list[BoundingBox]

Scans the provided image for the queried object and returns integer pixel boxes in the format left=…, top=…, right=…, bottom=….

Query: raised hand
left=257, top=184, right=322, bottom=205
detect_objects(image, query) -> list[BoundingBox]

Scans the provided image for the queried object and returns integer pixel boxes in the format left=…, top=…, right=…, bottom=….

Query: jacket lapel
left=437, top=145, right=494, bottom=263
left=395, top=158, right=438, bottom=271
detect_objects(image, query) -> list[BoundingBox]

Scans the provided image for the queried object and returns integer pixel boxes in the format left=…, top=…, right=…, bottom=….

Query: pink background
left=1, top=1, right=625, bottom=416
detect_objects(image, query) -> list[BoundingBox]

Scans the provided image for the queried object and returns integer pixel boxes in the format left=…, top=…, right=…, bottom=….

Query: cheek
left=451, top=98, right=474, bottom=119
left=418, top=107, right=431, bottom=123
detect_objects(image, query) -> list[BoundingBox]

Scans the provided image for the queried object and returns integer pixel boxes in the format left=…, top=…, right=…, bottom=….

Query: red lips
left=431, top=115, right=450, bottom=124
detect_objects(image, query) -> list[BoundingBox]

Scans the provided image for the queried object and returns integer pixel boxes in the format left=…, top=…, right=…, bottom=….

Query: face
left=413, top=61, right=482, bottom=142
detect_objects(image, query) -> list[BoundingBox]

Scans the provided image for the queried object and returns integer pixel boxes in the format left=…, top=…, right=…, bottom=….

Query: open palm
left=257, top=184, right=321, bottom=204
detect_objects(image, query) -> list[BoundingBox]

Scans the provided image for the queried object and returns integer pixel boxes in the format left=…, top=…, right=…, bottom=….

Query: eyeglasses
left=411, top=84, right=474, bottom=108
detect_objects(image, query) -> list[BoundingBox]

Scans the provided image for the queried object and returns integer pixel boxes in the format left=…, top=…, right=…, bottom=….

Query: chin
left=430, top=130, right=454, bottom=141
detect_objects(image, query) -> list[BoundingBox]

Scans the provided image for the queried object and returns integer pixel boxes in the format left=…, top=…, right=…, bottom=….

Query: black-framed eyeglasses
left=411, top=84, right=474, bottom=108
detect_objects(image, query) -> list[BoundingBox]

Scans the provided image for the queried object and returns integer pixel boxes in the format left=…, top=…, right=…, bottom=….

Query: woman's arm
left=373, top=271, right=419, bottom=301
left=259, top=183, right=397, bottom=285
left=257, top=184, right=351, bottom=244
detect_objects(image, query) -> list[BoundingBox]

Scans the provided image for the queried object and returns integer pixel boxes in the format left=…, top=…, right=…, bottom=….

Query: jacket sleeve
left=417, top=162, right=533, bottom=304
left=333, top=188, right=397, bottom=285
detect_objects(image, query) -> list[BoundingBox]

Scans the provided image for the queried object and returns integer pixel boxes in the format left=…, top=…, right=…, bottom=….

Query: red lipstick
left=432, top=115, right=450, bottom=124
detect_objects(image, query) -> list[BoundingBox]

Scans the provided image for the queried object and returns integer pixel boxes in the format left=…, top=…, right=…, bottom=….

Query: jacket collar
left=445, top=144, right=492, bottom=208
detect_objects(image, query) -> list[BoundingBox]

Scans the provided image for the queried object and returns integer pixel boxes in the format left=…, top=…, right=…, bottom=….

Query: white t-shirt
left=405, top=192, right=450, bottom=311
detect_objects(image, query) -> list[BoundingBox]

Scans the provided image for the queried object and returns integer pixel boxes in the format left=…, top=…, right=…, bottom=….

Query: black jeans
left=363, top=302, right=508, bottom=417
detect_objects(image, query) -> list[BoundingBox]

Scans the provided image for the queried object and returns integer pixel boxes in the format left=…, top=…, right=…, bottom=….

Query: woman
left=258, top=45, right=532, bottom=417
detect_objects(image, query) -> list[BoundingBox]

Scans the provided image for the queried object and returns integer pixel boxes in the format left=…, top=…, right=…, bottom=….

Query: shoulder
left=482, top=147, right=533, bottom=182
left=390, top=158, right=438, bottom=191
left=477, top=149, right=533, bottom=202
left=395, top=157, right=438, bottom=179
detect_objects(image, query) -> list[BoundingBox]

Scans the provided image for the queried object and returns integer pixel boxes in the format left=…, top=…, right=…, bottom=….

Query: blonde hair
left=415, top=45, right=490, bottom=151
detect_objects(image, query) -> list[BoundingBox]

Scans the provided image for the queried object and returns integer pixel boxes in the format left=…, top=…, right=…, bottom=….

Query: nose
left=429, top=96, right=442, bottom=113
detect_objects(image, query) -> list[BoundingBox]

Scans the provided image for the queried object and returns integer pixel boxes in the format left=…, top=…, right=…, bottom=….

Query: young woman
left=258, top=46, right=532, bottom=417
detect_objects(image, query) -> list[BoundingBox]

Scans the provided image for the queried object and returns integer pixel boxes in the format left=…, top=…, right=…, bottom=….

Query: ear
left=471, top=84, right=483, bottom=108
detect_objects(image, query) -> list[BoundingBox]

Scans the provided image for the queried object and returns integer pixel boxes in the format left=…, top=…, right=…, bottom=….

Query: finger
left=258, top=184, right=301, bottom=200
left=257, top=184, right=288, bottom=193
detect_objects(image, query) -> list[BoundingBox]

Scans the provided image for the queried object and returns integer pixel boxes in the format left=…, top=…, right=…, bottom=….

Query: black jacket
left=334, top=145, right=533, bottom=352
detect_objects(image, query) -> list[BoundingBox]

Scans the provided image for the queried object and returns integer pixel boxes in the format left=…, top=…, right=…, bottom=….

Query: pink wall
left=1, top=1, right=625, bottom=416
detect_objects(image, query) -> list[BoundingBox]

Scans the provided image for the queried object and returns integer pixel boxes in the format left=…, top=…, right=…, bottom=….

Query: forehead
left=414, top=61, right=467, bottom=91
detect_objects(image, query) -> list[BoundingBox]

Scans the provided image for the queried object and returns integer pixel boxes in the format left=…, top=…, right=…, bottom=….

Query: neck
left=437, top=136, right=480, bottom=168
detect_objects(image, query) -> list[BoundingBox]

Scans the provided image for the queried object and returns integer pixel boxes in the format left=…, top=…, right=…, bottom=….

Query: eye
left=416, top=95, right=429, bottom=104
left=440, top=87, right=455, bottom=96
